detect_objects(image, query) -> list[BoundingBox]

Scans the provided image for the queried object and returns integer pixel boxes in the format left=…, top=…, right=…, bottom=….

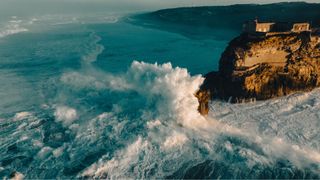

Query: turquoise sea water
left=0, top=10, right=320, bottom=179
left=0, top=13, right=228, bottom=115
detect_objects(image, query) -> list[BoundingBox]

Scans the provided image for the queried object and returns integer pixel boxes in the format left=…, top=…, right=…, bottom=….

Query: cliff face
left=198, top=32, right=320, bottom=115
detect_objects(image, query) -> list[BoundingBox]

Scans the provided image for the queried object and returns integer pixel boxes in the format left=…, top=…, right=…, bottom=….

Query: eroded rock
left=198, top=31, right=320, bottom=115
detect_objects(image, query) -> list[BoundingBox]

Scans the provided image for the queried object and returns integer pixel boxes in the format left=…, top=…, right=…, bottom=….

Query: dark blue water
left=0, top=11, right=319, bottom=179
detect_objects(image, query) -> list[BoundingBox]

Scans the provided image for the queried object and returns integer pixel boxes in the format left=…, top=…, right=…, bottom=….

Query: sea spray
left=1, top=60, right=320, bottom=178
left=0, top=4, right=320, bottom=178
left=75, top=61, right=320, bottom=178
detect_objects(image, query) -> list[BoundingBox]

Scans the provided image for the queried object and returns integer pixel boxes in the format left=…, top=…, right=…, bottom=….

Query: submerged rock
left=198, top=31, right=320, bottom=115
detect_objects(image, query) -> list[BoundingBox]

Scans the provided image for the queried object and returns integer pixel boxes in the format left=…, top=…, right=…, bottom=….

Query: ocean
left=0, top=3, right=319, bottom=179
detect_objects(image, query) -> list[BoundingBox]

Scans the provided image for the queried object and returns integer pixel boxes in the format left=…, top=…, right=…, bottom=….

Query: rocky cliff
left=198, top=31, right=320, bottom=115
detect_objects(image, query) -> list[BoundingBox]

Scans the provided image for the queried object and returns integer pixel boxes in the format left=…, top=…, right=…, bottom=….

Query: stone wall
left=256, top=23, right=275, bottom=32
left=292, top=23, right=310, bottom=32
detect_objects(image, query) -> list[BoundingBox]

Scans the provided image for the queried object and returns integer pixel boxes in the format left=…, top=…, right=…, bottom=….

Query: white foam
left=53, top=146, right=65, bottom=158
left=162, top=131, right=188, bottom=149
left=61, top=61, right=206, bottom=129
left=60, top=72, right=106, bottom=90
left=32, top=140, right=44, bottom=148
left=54, top=106, right=78, bottom=126
left=13, top=112, right=32, bottom=121
left=37, top=146, right=53, bottom=159
left=82, top=137, right=149, bottom=179
left=209, top=88, right=320, bottom=169
left=81, top=33, right=105, bottom=64
left=27, top=18, right=39, bottom=25
left=20, top=60, right=318, bottom=178
left=114, top=61, right=207, bottom=129
left=0, top=18, right=28, bottom=38
left=146, top=120, right=162, bottom=129
left=103, top=16, right=119, bottom=23
left=78, top=61, right=208, bottom=178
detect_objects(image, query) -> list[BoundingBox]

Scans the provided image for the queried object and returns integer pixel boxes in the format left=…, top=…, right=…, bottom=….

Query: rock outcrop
left=198, top=31, right=320, bottom=115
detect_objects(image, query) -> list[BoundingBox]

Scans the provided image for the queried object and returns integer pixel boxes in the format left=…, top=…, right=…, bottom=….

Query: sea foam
left=0, top=18, right=28, bottom=38
left=78, top=61, right=320, bottom=178
left=54, top=106, right=78, bottom=127
left=2, top=60, right=320, bottom=179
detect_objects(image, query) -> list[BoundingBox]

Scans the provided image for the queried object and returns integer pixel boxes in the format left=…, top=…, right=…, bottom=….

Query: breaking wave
left=1, top=61, right=320, bottom=179
left=60, top=62, right=320, bottom=178
left=0, top=17, right=28, bottom=38
left=0, top=8, right=319, bottom=178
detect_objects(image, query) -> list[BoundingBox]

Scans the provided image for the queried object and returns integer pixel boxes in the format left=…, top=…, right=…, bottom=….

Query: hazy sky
left=0, top=0, right=319, bottom=17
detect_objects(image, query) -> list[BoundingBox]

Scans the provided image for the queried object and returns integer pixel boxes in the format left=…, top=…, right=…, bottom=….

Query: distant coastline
left=129, top=2, right=320, bottom=42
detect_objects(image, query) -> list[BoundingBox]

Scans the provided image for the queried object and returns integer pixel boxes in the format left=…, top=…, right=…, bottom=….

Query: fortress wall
left=256, top=23, right=274, bottom=32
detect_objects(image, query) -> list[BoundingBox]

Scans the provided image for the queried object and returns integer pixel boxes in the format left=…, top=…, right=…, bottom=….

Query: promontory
left=129, top=2, right=320, bottom=115
left=197, top=20, right=320, bottom=115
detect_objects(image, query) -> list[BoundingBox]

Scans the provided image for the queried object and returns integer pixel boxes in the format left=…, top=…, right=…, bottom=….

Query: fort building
left=243, top=19, right=311, bottom=34
left=291, top=23, right=310, bottom=32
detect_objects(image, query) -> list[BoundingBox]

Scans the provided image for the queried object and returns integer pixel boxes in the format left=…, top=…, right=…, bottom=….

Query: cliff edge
left=198, top=31, right=320, bottom=115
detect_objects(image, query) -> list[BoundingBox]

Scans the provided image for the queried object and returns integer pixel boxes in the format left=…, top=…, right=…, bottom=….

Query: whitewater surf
left=0, top=1, right=320, bottom=179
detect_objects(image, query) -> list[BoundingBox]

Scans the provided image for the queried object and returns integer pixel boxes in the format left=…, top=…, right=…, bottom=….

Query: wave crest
left=0, top=18, right=28, bottom=38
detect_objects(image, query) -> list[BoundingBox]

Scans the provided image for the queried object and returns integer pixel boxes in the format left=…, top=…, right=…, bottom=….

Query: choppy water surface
left=0, top=11, right=319, bottom=179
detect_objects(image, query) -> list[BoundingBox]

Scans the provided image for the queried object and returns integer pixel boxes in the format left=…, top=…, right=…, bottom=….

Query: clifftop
left=198, top=31, right=320, bottom=115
